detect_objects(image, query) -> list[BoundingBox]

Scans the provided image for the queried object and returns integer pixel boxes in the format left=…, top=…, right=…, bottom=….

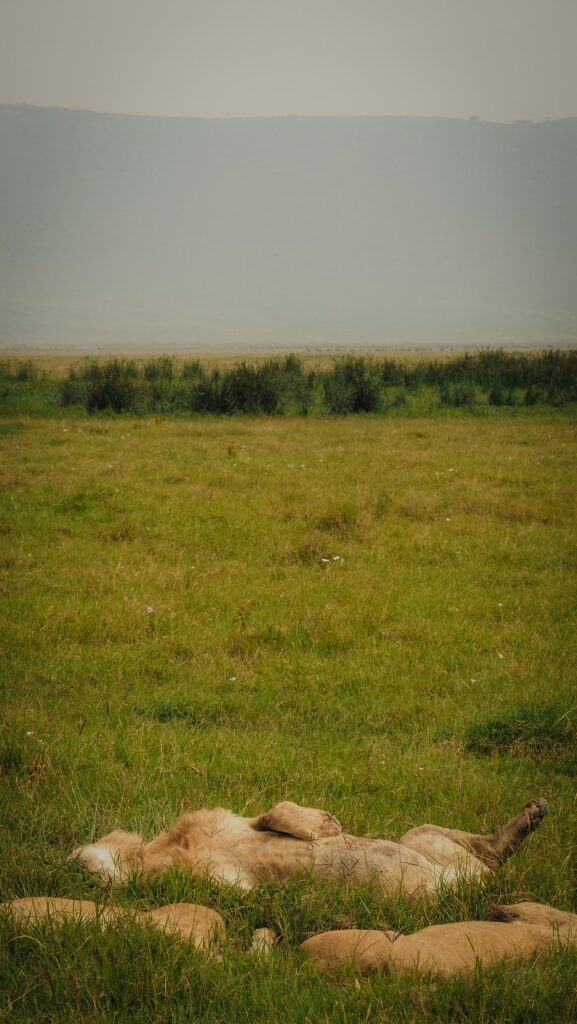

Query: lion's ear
left=488, top=905, right=520, bottom=923
left=252, top=802, right=343, bottom=841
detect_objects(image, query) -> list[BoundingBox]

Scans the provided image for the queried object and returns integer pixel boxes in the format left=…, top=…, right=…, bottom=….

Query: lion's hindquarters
left=398, top=826, right=490, bottom=881
left=300, top=930, right=397, bottom=972
left=144, top=904, right=226, bottom=950
left=399, top=798, right=548, bottom=873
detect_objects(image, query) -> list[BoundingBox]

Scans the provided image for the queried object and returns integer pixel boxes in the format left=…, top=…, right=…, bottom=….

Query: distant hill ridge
left=1, top=105, right=576, bottom=348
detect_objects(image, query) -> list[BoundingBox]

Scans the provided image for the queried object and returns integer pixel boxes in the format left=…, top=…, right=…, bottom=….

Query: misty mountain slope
left=1, top=106, right=576, bottom=347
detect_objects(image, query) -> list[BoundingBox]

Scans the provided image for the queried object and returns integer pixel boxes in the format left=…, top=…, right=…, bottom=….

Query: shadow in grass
left=0, top=420, right=25, bottom=436
left=57, top=485, right=116, bottom=515
left=228, top=624, right=352, bottom=660
left=136, top=700, right=239, bottom=728
left=462, top=700, right=577, bottom=777
left=0, top=733, right=45, bottom=780
left=0, top=735, right=27, bottom=775
left=314, top=502, right=360, bottom=537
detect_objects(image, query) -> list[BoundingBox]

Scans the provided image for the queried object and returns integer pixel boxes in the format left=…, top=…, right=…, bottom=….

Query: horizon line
left=2, top=102, right=576, bottom=127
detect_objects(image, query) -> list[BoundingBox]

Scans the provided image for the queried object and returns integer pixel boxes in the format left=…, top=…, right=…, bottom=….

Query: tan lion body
left=1, top=896, right=225, bottom=951
left=300, top=901, right=577, bottom=976
left=4, top=897, right=576, bottom=978
left=71, top=797, right=548, bottom=900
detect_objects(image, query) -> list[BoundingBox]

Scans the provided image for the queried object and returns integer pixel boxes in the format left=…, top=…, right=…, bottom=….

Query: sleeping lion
left=71, top=796, right=548, bottom=899
left=3, top=898, right=576, bottom=978
left=1, top=897, right=225, bottom=952
left=300, top=901, right=577, bottom=976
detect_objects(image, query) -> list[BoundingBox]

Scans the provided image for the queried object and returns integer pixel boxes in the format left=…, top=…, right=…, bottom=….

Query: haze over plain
left=1, top=2, right=576, bottom=350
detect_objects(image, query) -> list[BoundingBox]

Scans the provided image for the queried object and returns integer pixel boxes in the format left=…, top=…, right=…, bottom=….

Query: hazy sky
left=1, top=0, right=576, bottom=122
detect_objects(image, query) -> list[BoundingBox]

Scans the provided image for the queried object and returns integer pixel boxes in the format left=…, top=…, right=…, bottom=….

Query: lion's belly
left=225, top=832, right=446, bottom=895
left=231, top=831, right=319, bottom=882
left=307, top=835, right=448, bottom=895
left=174, top=821, right=447, bottom=896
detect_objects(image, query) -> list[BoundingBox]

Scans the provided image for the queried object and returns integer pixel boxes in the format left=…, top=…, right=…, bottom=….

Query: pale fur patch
left=71, top=844, right=127, bottom=881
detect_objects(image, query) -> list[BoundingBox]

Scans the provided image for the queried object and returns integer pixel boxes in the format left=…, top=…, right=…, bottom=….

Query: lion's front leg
left=250, top=801, right=342, bottom=841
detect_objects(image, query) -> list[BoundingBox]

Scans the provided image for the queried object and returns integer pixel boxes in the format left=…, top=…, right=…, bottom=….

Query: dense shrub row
left=56, top=350, right=577, bottom=415
left=58, top=355, right=317, bottom=415
left=0, top=359, right=41, bottom=382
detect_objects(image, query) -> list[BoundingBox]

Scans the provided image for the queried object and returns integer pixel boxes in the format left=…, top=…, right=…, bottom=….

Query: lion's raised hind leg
left=400, top=798, right=548, bottom=871
left=480, top=797, right=549, bottom=867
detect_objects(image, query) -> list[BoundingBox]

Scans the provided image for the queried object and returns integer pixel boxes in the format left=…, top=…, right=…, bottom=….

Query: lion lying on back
left=72, top=796, right=548, bottom=899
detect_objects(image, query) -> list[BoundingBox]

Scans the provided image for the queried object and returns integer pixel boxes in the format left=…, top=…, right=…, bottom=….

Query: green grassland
left=1, top=404, right=576, bottom=1021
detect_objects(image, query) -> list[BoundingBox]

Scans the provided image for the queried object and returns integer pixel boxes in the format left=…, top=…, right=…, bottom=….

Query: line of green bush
left=2, top=350, right=576, bottom=415
left=0, top=359, right=42, bottom=382
left=60, top=350, right=577, bottom=415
